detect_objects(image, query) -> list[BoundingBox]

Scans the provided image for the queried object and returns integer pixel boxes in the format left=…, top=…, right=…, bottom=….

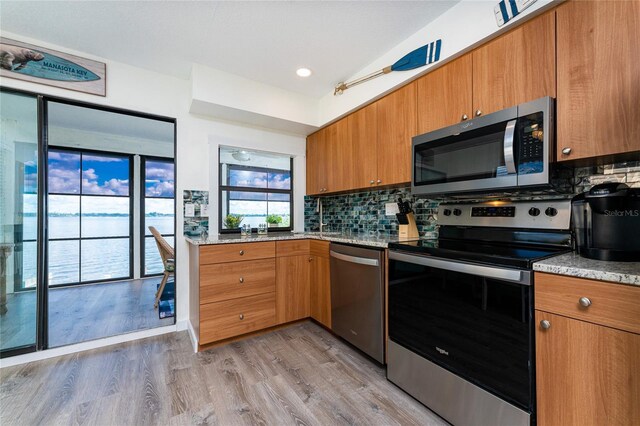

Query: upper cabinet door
left=556, top=0, right=640, bottom=161
left=329, top=118, right=353, bottom=193
left=472, top=11, right=556, bottom=117
left=349, top=103, right=378, bottom=190
left=306, top=128, right=329, bottom=195
left=416, top=54, right=473, bottom=135
left=376, top=82, right=417, bottom=186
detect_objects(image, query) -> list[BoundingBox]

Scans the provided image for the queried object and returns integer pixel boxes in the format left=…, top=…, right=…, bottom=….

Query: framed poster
left=0, top=37, right=106, bottom=96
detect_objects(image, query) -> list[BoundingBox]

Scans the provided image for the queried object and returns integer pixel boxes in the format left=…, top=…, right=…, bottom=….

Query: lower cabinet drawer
left=199, top=292, right=276, bottom=344
left=535, top=272, right=640, bottom=334
left=200, top=258, right=275, bottom=304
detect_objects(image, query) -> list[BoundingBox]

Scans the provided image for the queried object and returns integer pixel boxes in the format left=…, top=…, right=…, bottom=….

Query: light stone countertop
left=184, top=232, right=400, bottom=249
left=533, top=252, right=640, bottom=286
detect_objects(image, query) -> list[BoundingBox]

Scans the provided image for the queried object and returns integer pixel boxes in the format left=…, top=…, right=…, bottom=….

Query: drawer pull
left=239, top=250, right=244, bottom=256
left=579, top=297, right=592, bottom=308
left=540, top=320, right=551, bottom=330
left=239, top=277, right=244, bottom=283
left=308, top=257, right=313, bottom=262
left=239, top=314, right=244, bottom=320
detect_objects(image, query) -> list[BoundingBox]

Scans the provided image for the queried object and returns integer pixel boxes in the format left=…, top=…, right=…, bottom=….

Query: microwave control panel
left=518, top=112, right=544, bottom=175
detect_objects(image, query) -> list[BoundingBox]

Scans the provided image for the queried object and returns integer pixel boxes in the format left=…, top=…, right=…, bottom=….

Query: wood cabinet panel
left=376, top=82, right=417, bottom=186
left=306, top=130, right=321, bottom=195
left=556, top=0, right=640, bottom=161
left=199, top=242, right=275, bottom=265
left=535, top=311, right=640, bottom=426
left=200, top=292, right=276, bottom=344
left=310, top=255, right=331, bottom=329
left=310, top=240, right=330, bottom=258
left=416, top=54, right=473, bottom=134
left=535, top=273, right=640, bottom=334
left=276, top=240, right=310, bottom=257
left=276, top=255, right=310, bottom=324
left=329, top=118, right=353, bottom=192
left=472, top=11, right=556, bottom=116
left=349, top=103, right=378, bottom=189
left=200, top=259, right=275, bottom=305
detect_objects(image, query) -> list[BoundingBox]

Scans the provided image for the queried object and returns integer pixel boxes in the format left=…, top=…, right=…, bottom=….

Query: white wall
left=0, top=31, right=307, bottom=339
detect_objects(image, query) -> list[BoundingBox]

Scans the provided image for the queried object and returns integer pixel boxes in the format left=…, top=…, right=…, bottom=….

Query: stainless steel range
left=387, top=199, right=572, bottom=426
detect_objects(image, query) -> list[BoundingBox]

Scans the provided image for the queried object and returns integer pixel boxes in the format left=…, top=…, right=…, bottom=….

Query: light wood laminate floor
left=0, top=321, right=446, bottom=425
left=0, top=277, right=174, bottom=351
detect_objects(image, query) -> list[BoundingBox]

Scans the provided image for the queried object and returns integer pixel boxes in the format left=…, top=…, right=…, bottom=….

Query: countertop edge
left=533, top=253, right=640, bottom=287
left=184, top=233, right=393, bottom=249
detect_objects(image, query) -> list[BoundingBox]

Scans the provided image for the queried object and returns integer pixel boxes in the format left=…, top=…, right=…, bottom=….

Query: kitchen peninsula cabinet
left=376, top=82, right=417, bottom=186
left=276, top=240, right=311, bottom=323
left=309, top=240, right=331, bottom=328
left=556, top=0, right=640, bottom=161
left=472, top=11, right=556, bottom=117
left=535, top=273, right=640, bottom=426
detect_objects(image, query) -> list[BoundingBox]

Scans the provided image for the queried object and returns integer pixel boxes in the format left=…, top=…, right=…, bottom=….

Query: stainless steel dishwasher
left=330, top=243, right=385, bottom=363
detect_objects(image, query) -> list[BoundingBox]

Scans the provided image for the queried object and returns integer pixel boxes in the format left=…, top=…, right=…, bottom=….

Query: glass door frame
left=0, top=86, right=177, bottom=356
left=46, top=146, right=134, bottom=287
left=140, top=155, right=175, bottom=278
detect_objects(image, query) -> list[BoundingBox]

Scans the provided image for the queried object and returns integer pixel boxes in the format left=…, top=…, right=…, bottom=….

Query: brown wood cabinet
left=275, top=243, right=311, bottom=324
left=416, top=54, right=473, bottom=134
left=535, top=273, right=640, bottom=425
left=472, top=11, right=556, bottom=117
left=376, top=82, right=417, bottom=186
left=556, top=0, right=640, bottom=161
left=306, top=128, right=329, bottom=195
left=348, top=103, right=378, bottom=189
left=309, top=240, right=331, bottom=328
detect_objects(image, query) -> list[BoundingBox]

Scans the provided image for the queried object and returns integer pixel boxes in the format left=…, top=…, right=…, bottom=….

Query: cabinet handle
left=475, top=109, right=482, bottom=117
left=377, top=179, right=382, bottom=184
left=540, top=320, right=551, bottom=330
left=461, top=114, right=469, bottom=121
left=562, top=147, right=572, bottom=155
left=370, top=180, right=375, bottom=185
left=239, top=277, right=244, bottom=283
left=239, top=250, right=244, bottom=256
left=579, top=297, right=592, bottom=308
left=239, top=314, right=244, bottom=320
left=308, top=257, right=313, bottom=262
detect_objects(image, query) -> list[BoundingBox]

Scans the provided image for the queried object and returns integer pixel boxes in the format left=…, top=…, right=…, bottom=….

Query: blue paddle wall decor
left=334, top=39, right=442, bottom=95
left=494, top=0, right=538, bottom=27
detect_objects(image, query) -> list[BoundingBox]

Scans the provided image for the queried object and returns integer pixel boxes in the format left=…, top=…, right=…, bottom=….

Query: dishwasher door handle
left=330, top=250, right=380, bottom=267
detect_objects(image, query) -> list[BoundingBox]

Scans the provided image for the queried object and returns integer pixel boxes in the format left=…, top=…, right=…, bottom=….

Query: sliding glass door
left=0, top=91, right=39, bottom=356
left=47, top=148, right=132, bottom=286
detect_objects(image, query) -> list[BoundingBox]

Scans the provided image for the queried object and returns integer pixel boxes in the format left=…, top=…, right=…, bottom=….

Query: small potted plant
left=223, top=214, right=244, bottom=230
left=266, top=214, right=283, bottom=228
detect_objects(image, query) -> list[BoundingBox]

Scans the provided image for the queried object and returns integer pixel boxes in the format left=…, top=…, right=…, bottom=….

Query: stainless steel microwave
left=411, top=97, right=554, bottom=196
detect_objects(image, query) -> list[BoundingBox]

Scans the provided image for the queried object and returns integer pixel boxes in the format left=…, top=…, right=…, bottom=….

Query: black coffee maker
left=571, top=183, right=640, bottom=261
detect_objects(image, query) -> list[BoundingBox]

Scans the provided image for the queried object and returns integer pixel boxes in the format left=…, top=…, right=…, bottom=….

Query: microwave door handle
left=503, top=119, right=517, bottom=174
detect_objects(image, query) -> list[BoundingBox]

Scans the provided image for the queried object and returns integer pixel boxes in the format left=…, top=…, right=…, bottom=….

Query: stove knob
left=443, top=209, right=452, bottom=216
left=453, top=209, right=462, bottom=216
left=528, top=207, right=541, bottom=217
left=545, top=207, right=558, bottom=217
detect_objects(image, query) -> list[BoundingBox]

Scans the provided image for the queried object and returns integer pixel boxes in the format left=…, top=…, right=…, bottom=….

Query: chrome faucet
left=316, top=198, right=328, bottom=233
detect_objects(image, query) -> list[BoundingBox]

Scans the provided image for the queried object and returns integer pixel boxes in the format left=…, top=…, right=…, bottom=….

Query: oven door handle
left=330, top=250, right=379, bottom=267
left=503, top=119, right=517, bottom=174
left=389, top=251, right=527, bottom=284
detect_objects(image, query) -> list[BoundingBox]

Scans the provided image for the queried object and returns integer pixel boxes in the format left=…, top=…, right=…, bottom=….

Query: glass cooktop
left=388, top=238, right=570, bottom=269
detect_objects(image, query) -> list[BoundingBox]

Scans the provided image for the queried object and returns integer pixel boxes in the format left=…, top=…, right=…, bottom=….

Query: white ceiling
left=0, top=1, right=459, bottom=98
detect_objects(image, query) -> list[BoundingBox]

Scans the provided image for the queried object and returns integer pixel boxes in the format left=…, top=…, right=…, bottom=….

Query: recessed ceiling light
left=296, top=68, right=312, bottom=77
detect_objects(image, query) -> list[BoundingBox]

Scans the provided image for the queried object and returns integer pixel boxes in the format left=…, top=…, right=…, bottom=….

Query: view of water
left=21, top=216, right=174, bottom=287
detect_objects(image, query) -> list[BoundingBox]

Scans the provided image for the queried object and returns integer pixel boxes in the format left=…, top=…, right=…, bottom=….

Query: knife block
left=398, top=212, right=420, bottom=241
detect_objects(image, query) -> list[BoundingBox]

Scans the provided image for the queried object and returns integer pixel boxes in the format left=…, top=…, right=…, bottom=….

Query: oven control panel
left=471, top=206, right=516, bottom=217
left=438, top=200, right=571, bottom=230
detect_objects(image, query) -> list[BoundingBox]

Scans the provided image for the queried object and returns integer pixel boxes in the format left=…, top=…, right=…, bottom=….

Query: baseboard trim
left=0, top=324, right=178, bottom=369
left=186, top=320, right=198, bottom=353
